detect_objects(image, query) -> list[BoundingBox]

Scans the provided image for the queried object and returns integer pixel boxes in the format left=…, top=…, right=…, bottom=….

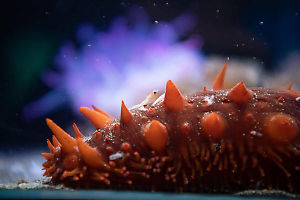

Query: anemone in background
left=22, top=7, right=204, bottom=120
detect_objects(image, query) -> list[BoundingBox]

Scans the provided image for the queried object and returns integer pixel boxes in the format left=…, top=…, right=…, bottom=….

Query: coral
left=42, top=64, right=300, bottom=193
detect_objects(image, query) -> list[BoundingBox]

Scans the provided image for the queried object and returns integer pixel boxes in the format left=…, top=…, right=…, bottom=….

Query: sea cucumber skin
left=43, top=87, right=300, bottom=193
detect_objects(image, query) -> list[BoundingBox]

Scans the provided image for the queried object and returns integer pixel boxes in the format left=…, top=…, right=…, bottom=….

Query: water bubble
left=153, top=2, right=156, bottom=6
left=251, top=37, right=255, bottom=41
left=235, top=43, right=239, bottom=47
left=259, top=21, right=264, bottom=25
left=154, top=20, right=159, bottom=24
left=216, top=9, right=220, bottom=13
left=227, top=57, right=230, bottom=61
left=87, top=44, right=91, bottom=47
left=165, top=2, right=169, bottom=5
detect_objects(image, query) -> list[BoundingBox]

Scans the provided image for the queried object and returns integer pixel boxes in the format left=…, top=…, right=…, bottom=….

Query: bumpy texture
left=42, top=63, right=300, bottom=193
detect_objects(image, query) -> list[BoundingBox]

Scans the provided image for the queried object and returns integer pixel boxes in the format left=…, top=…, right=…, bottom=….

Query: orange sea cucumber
left=42, top=63, right=300, bottom=192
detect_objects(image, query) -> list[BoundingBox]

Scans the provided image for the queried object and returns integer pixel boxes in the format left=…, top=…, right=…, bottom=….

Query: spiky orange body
left=42, top=64, right=300, bottom=193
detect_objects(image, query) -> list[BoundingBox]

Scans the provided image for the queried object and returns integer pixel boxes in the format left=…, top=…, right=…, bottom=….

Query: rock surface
left=0, top=178, right=299, bottom=199
left=0, top=178, right=71, bottom=190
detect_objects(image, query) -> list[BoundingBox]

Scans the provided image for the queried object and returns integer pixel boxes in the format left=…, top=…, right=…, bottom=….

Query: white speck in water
left=216, top=9, right=220, bottom=13
left=87, top=44, right=91, bottom=47
left=227, top=57, right=230, bottom=61
left=109, top=152, right=124, bottom=161
left=165, top=2, right=169, bottom=5
left=235, top=43, right=239, bottom=47
left=250, top=130, right=262, bottom=137
left=259, top=21, right=264, bottom=25
left=153, top=2, right=156, bottom=6
left=253, top=56, right=257, bottom=60
left=296, top=12, right=299, bottom=16
left=296, top=97, right=300, bottom=102
left=241, top=43, right=245, bottom=46
left=154, top=20, right=159, bottom=24
left=45, top=11, right=49, bottom=15
left=251, top=37, right=255, bottom=41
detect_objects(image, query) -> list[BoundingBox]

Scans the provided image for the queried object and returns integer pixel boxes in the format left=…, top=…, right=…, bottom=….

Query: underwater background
left=0, top=0, right=300, bottom=187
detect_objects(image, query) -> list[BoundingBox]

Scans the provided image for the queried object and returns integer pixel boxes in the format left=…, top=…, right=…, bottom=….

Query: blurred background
left=0, top=0, right=300, bottom=184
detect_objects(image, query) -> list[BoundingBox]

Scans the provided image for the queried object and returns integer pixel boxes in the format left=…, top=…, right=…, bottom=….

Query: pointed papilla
left=52, top=135, right=61, bottom=147
left=143, top=120, right=168, bottom=152
left=278, top=96, right=284, bottom=103
left=201, top=112, right=226, bottom=140
left=47, top=139, right=55, bottom=153
left=77, top=138, right=106, bottom=168
left=121, top=101, right=133, bottom=124
left=228, top=82, right=251, bottom=104
left=164, top=80, right=185, bottom=112
left=41, top=153, right=54, bottom=160
left=212, top=62, right=228, bottom=90
left=92, top=105, right=114, bottom=120
left=287, top=81, right=293, bottom=90
left=46, top=118, right=77, bottom=154
left=80, top=107, right=112, bottom=129
left=73, top=123, right=84, bottom=138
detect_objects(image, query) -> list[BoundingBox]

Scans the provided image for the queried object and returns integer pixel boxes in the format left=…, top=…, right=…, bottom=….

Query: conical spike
left=164, top=80, right=185, bottom=112
left=47, top=139, right=55, bottom=153
left=73, top=123, right=84, bottom=138
left=201, top=112, right=226, bottom=140
left=143, top=120, right=168, bottom=152
left=52, top=135, right=61, bottom=147
left=80, top=107, right=112, bottom=129
left=91, top=105, right=114, bottom=120
left=121, top=101, right=133, bottom=124
left=227, top=82, right=251, bottom=104
left=46, top=118, right=77, bottom=154
left=41, top=153, right=54, bottom=160
left=212, top=62, right=228, bottom=90
left=77, top=138, right=106, bottom=168
left=287, top=81, right=293, bottom=90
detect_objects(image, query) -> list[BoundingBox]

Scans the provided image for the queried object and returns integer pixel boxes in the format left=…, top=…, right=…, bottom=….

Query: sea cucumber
left=42, top=63, right=300, bottom=193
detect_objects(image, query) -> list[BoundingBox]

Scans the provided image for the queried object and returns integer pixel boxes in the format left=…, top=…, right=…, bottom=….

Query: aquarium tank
left=0, top=0, right=300, bottom=199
